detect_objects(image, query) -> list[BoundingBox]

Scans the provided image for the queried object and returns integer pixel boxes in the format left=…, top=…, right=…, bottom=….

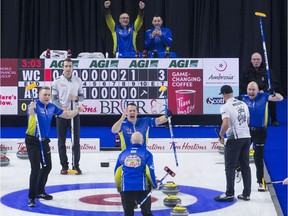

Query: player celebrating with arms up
left=112, top=103, right=171, bottom=150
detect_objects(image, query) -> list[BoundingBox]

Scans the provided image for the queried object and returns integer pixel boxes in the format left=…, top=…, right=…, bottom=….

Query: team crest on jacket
left=124, top=155, right=141, bottom=167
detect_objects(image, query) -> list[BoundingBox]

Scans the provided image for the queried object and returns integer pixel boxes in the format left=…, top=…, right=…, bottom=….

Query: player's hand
left=156, top=179, right=163, bottom=190
left=104, top=1, right=111, bottom=8
left=268, top=89, right=276, bottom=97
left=69, top=94, right=78, bottom=101
left=139, top=1, right=145, bottom=9
left=283, top=178, right=288, bottom=185
left=166, top=109, right=172, bottom=118
left=77, top=105, right=83, bottom=112
left=155, top=27, right=162, bottom=36
left=152, top=30, right=157, bottom=38
left=121, top=109, right=127, bottom=120
left=219, top=137, right=225, bottom=144
left=29, top=101, right=36, bottom=110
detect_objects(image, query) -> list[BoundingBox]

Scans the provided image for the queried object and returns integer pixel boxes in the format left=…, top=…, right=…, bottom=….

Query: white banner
left=148, top=138, right=221, bottom=153
left=0, top=138, right=100, bottom=153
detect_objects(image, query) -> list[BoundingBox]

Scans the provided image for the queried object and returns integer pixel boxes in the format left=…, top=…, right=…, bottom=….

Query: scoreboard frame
left=1, top=58, right=239, bottom=122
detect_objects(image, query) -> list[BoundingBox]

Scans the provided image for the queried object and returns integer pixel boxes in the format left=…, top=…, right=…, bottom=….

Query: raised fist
left=268, top=88, right=276, bottom=97
left=104, top=1, right=111, bottom=9
left=139, top=1, right=145, bottom=9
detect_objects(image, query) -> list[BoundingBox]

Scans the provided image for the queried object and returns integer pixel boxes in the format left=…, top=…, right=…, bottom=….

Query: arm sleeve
left=78, top=80, right=85, bottom=102
left=159, top=28, right=172, bottom=47
left=145, top=30, right=154, bottom=50
left=145, top=152, right=157, bottom=189
left=114, top=158, right=123, bottom=192
left=51, top=82, right=62, bottom=108
left=53, top=104, right=64, bottom=116
left=105, top=9, right=115, bottom=33
left=220, top=106, right=229, bottom=120
left=134, top=10, right=144, bottom=32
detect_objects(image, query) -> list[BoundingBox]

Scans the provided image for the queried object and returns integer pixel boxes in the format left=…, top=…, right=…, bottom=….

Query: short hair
left=39, top=86, right=51, bottom=94
left=127, top=102, right=137, bottom=108
left=153, top=14, right=162, bottom=19
left=64, top=58, right=72, bottom=63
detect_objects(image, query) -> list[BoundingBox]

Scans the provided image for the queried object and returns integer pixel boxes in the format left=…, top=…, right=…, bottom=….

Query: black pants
left=250, top=127, right=267, bottom=183
left=25, top=135, right=52, bottom=199
left=120, top=190, right=153, bottom=216
left=56, top=114, right=80, bottom=168
left=224, top=138, right=251, bottom=197
left=269, top=101, right=277, bottom=122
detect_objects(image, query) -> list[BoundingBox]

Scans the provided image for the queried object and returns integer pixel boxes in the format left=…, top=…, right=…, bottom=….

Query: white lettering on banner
left=0, top=87, right=18, bottom=114
left=0, top=139, right=100, bottom=153
left=147, top=138, right=221, bottom=153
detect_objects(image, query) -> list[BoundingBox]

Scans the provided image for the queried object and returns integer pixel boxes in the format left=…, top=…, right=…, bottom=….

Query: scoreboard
left=0, top=58, right=239, bottom=115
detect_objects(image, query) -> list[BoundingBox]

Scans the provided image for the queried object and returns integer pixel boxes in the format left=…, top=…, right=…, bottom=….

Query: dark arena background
left=1, top=0, right=287, bottom=215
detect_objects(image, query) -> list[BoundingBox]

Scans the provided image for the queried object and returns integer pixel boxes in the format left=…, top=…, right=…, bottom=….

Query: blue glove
left=165, top=109, right=172, bottom=118
left=268, top=89, right=276, bottom=97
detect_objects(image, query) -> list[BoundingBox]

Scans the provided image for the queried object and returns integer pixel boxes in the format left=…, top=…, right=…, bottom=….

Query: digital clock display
left=21, top=59, right=43, bottom=68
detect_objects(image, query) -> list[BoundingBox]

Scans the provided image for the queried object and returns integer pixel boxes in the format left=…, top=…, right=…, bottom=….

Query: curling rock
left=170, top=205, right=189, bottom=216
left=163, top=194, right=181, bottom=208
left=0, top=146, right=7, bottom=155
left=218, top=144, right=225, bottom=154
left=0, top=154, right=10, bottom=166
left=162, top=181, right=179, bottom=195
left=17, top=147, right=29, bottom=159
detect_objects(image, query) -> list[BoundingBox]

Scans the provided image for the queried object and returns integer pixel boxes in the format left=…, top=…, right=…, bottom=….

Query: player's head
left=126, top=103, right=138, bottom=123
left=39, top=86, right=51, bottom=105
left=219, top=85, right=233, bottom=101
left=247, top=81, right=259, bottom=99
left=152, top=15, right=163, bottom=27
left=251, top=52, right=262, bottom=69
left=119, top=13, right=130, bottom=28
left=131, top=131, right=144, bottom=145
left=62, top=58, right=73, bottom=79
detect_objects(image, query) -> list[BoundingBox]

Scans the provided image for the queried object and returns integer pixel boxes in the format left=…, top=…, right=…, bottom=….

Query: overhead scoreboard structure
left=0, top=58, right=239, bottom=116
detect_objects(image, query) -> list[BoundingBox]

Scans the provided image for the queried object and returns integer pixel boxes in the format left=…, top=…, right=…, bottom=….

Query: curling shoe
left=214, top=193, right=234, bottom=202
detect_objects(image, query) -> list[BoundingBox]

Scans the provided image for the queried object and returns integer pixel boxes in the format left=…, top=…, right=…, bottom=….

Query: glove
left=165, top=109, right=172, bottom=118
left=268, top=89, right=276, bottom=97
left=156, top=179, right=164, bottom=190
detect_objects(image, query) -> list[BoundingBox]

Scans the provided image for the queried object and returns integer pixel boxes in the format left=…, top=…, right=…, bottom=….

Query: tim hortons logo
left=80, top=144, right=97, bottom=150
left=17, top=142, right=26, bottom=150
left=211, top=141, right=219, bottom=149
left=82, top=104, right=97, bottom=113
left=0, top=144, right=12, bottom=151
left=175, top=142, right=207, bottom=150
left=147, top=144, right=165, bottom=150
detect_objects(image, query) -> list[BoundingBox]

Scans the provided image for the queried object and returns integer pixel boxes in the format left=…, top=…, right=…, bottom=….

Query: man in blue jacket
left=241, top=81, right=283, bottom=191
left=115, top=131, right=157, bottom=216
left=104, top=0, right=145, bottom=58
left=145, top=15, right=176, bottom=58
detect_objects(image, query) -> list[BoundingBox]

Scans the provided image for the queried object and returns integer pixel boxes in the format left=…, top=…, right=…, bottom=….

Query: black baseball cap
left=219, top=85, right=233, bottom=95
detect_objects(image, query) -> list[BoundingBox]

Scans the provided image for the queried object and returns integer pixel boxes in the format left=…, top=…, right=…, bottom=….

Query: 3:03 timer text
left=21, top=59, right=43, bottom=68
